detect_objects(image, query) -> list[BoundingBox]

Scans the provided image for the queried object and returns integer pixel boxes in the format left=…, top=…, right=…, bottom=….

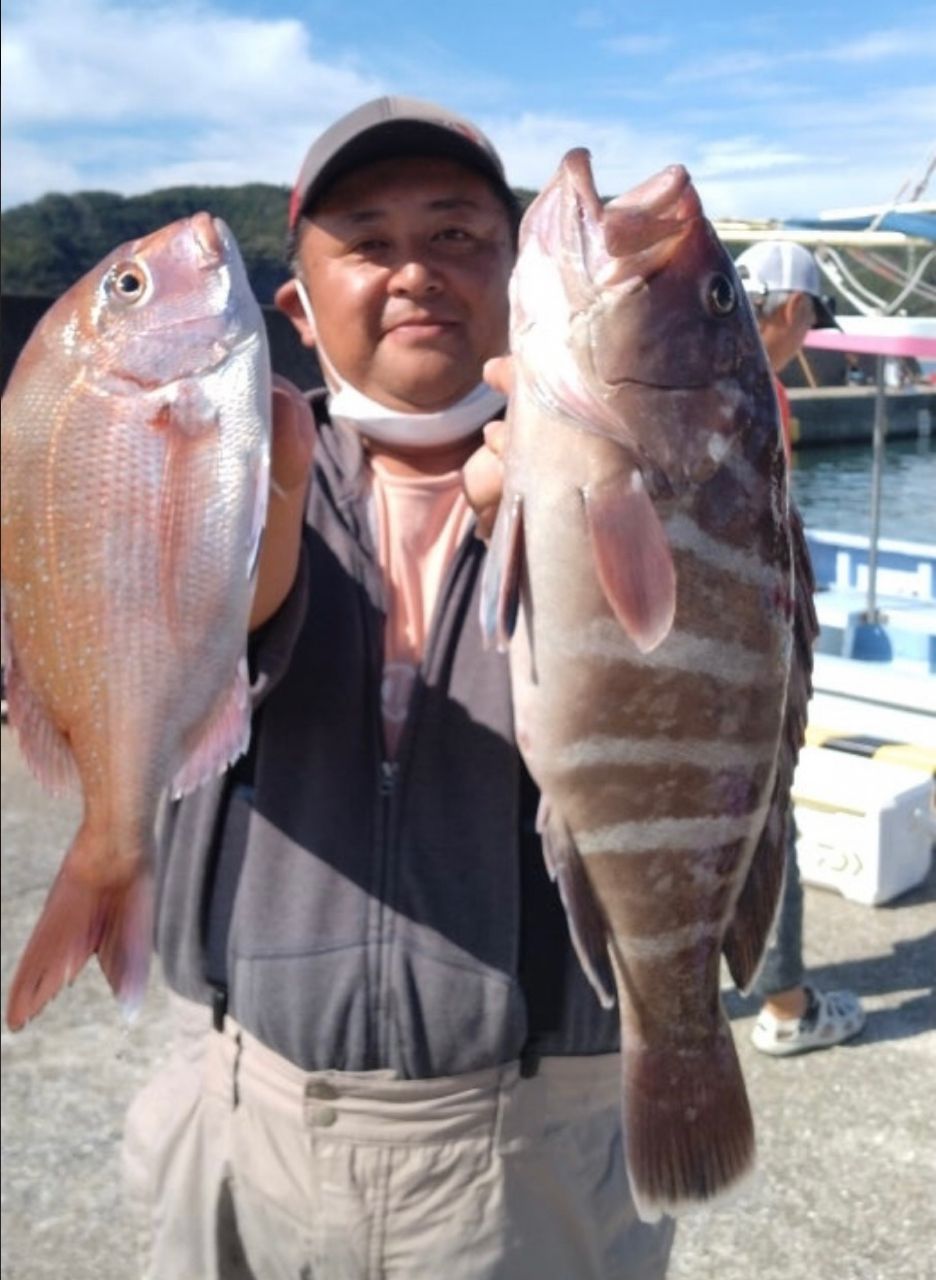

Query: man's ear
left=275, top=279, right=316, bottom=349
left=787, top=291, right=813, bottom=328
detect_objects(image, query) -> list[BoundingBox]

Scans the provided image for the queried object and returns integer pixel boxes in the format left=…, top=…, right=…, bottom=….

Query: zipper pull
left=379, top=760, right=399, bottom=797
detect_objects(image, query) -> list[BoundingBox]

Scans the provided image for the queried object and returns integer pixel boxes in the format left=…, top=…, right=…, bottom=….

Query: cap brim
left=812, top=296, right=840, bottom=330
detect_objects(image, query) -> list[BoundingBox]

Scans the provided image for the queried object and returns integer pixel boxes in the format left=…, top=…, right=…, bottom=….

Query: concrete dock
left=2, top=722, right=934, bottom=1280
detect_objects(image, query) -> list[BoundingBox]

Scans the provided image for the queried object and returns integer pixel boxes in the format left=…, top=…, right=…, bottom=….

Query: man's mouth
left=386, top=316, right=460, bottom=341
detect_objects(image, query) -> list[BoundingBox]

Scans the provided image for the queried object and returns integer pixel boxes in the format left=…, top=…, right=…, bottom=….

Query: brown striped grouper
left=482, top=150, right=817, bottom=1219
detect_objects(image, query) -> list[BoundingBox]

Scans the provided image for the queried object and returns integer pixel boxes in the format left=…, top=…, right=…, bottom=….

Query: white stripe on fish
left=663, top=510, right=790, bottom=591
left=557, top=618, right=790, bottom=683
left=613, top=919, right=722, bottom=961
left=577, top=804, right=771, bottom=856
left=558, top=735, right=780, bottom=770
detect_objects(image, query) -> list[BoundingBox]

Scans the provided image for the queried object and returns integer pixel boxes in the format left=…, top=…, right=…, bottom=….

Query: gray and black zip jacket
left=153, top=405, right=619, bottom=1078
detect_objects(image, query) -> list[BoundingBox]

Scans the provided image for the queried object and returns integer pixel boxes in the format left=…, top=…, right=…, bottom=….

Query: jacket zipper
left=370, top=527, right=482, bottom=1066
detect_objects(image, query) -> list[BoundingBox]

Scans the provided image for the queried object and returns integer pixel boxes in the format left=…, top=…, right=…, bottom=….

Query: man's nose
left=388, top=257, right=442, bottom=295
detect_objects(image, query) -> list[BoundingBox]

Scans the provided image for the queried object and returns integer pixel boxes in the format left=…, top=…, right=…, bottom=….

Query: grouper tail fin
left=621, top=1015, right=755, bottom=1222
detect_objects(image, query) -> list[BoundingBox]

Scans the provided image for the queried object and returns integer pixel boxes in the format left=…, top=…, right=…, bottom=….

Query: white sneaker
left=751, top=986, right=865, bottom=1057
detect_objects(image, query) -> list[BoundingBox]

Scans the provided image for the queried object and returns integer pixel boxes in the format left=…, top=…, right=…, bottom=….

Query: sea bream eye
left=106, top=262, right=149, bottom=305
left=706, top=273, right=737, bottom=317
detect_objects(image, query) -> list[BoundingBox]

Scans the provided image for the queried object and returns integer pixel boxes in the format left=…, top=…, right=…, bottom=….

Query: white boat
left=722, top=195, right=936, bottom=902
left=793, top=526, right=935, bottom=906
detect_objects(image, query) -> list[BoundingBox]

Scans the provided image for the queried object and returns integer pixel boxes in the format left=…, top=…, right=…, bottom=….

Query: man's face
left=284, top=155, right=514, bottom=412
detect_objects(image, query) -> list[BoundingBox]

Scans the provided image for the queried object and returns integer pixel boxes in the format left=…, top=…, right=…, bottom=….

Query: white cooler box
left=791, top=746, right=935, bottom=905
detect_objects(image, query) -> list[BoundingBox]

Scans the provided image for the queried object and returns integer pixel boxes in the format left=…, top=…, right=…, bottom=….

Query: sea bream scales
left=483, top=150, right=817, bottom=1217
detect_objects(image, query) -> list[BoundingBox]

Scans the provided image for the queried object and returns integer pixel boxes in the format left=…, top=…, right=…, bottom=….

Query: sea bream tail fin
left=5, top=833, right=152, bottom=1031
left=582, top=470, right=676, bottom=653
left=480, top=491, right=525, bottom=652
left=538, top=798, right=616, bottom=1008
left=614, top=964, right=755, bottom=1219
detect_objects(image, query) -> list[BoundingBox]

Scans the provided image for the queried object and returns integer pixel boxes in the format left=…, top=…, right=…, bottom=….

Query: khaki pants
left=124, top=995, right=675, bottom=1280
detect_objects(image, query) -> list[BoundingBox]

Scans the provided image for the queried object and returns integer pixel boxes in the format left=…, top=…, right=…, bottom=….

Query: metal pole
left=865, top=355, right=887, bottom=622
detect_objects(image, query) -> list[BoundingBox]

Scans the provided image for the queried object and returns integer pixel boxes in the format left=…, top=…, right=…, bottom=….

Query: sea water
left=792, top=436, right=936, bottom=545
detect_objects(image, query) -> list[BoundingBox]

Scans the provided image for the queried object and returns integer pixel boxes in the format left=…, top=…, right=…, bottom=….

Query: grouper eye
left=706, top=273, right=737, bottom=317
left=106, top=262, right=150, bottom=305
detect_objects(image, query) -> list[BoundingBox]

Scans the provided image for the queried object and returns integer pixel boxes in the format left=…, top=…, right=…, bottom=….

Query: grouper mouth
left=550, top=149, right=703, bottom=295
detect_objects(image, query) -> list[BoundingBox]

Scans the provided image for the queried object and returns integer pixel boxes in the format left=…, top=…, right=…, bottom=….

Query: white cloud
left=0, top=0, right=384, bottom=205
left=573, top=8, right=608, bottom=31
left=826, top=28, right=927, bottom=63
left=2, top=0, right=933, bottom=227
left=484, top=111, right=689, bottom=195
left=2, top=0, right=379, bottom=126
left=602, top=34, right=672, bottom=56
left=692, top=137, right=808, bottom=179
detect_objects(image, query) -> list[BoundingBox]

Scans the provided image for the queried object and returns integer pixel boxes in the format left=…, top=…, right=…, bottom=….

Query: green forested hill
left=1, top=184, right=294, bottom=303
left=1, top=183, right=541, bottom=305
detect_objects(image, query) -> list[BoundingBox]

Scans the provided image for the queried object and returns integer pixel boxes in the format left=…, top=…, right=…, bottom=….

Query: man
left=734, top=240, right=865, bottom=1056
left=123, top=97, right=675, bottom=1279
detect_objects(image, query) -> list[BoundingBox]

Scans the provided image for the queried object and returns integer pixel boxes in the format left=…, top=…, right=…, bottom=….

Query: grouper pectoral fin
left=537, top=797, right=616, bottom=1009
left=582, top=470, right=676, bottom=653
left=480, top=491, right=525, bottom=653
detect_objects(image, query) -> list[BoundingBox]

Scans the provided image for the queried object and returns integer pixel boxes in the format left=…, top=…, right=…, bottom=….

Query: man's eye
left=437, top=228, right=473, bottom=243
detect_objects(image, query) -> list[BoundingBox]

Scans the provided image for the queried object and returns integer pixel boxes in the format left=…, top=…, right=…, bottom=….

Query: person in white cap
left=734, top=240, right=839, bottom=460
left=734, top=241, right=865, bottom=1058
left=123, top=97, right=675, bottom=1279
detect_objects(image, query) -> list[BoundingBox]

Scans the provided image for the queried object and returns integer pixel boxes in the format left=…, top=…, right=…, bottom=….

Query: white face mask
left=292, top=279, right=506, bottom=449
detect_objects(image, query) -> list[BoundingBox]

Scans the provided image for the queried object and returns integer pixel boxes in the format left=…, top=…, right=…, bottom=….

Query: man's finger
left=482, top=420, right=508, bottom=457
left=483, top=355, right=514, bottom=396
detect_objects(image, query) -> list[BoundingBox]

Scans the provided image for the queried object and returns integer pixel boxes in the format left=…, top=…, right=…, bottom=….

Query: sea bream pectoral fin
left=170, top=656, right=253, bottom=798
left=152, top=385, right=222, bottom=633
left=582, top=469, right=676, bottom=653
left=2, top=610, right=80, bottom=794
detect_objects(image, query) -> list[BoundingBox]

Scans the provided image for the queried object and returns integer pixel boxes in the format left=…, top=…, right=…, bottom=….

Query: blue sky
left=2, top=0, right=934, bottom=218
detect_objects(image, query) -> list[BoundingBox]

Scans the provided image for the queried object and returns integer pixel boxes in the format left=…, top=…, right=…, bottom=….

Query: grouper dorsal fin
left=582, top=470, right=676, bottom=653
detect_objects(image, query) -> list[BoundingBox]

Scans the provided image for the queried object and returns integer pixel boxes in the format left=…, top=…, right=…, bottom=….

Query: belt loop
left=519, top=1045, right=540, bottom=1079
left=211, top=984, right=228, bottom=1032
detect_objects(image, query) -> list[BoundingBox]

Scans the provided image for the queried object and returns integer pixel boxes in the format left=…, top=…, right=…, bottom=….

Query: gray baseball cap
left=735, top=240, right=839, bottom=329
left=287, top=96, right=517, bottom=230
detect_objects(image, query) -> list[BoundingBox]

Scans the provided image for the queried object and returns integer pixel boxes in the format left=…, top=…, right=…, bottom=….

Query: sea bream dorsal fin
left=582, top=468, right=676, bottom=653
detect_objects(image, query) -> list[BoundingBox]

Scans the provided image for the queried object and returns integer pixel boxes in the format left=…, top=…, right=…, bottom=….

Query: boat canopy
left=717, top=194, right=935, bottom=323
left=785, top=205, right=936, bottom=245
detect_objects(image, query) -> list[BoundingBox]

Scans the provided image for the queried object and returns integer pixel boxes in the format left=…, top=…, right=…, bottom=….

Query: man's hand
left=462, top=356, right=513, bottom=541
left=270, top=375, right=316, bottom=494
left=249, top=377, right=317, bottom=629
